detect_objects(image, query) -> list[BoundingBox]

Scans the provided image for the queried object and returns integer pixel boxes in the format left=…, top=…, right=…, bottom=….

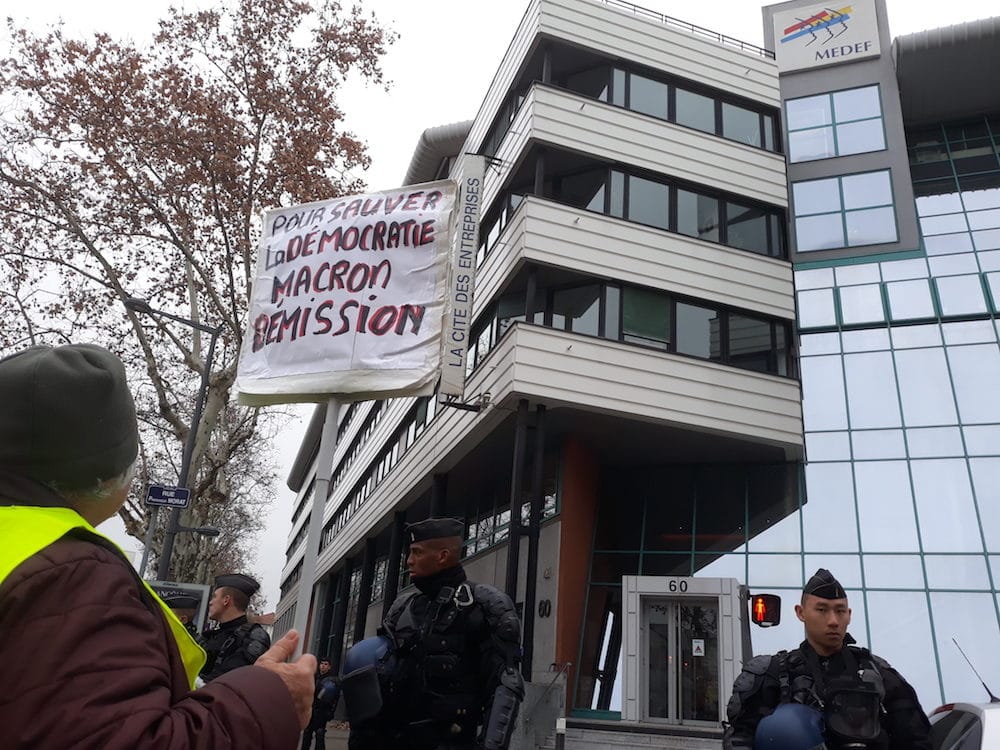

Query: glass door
left=643, top=597, right=720, bottom=723
left=678, top=599, right=720, bottom=722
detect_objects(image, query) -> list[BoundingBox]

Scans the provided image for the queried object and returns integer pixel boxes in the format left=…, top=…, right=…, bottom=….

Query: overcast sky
left=3, top=0, right=997, bottom=610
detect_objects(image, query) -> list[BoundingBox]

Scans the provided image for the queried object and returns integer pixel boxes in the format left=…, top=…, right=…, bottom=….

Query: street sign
left=145, top=484, right=191, bottom=509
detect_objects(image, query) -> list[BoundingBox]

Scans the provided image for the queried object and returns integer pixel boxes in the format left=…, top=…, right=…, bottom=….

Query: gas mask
left=822, top=667, right=884, bottom=747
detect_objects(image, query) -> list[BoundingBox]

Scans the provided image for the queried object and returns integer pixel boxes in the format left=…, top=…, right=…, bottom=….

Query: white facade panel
left=539, top=0, right=779, bottom=106
left=474, top=197, right=795, bottom=321
left=463, top=0, right=779, bottom=170
left=477, top=86, right=787, bottom=217
left=502, top=325, right=803, bottom=451
left=533, top=86, right=787, bottom=206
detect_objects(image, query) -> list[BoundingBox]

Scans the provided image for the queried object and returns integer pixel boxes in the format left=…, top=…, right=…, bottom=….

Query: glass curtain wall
left=574, top=115, right=1000, bottom=717
left=574, top=463, right=802, bottom=714
left=789, top=115, right=1000, bottom=710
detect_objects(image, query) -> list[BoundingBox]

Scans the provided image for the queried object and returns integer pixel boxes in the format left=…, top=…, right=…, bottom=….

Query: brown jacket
left=0, top=501, right=299, bottom=748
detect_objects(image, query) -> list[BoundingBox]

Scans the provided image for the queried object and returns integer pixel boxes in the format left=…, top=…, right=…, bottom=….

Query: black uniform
left=723, top=636, right=932, bottom=749
left=302, top=668, right=339, bottom=750
left=348, top=563, right=522, bottom=750
left=198, top=615, right=271, bottom=682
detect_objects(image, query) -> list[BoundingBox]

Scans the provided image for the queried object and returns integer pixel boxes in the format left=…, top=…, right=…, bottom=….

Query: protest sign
left=237, top=181, right=456, bottom=405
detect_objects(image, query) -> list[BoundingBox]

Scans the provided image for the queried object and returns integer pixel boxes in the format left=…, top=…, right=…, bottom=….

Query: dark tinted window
left=629, top=73, right=669, bottom=120
left=727, top=202, right=771, bottom=255
left=677, top=189, right=720, bottom=243
left=729, top=314, right=774, bottom=374
left=561, top=169, right=607, bottom=212
left=675, top=87, right=715, bottom=134
left=675, top=302, right=721, bottom=361
left=552, top=285, right=600, bottom=335
left=622, top=287, right=669, bottom=348
left=566, top=66, right=610, bottom=102
left=723, top=102, right=761, bottom=147
left=627, top=175, right=669, bottom=229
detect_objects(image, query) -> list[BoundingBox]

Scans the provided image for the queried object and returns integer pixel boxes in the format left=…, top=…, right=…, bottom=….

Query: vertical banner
left=439, top=155, right=486, bottom=397
left=236, top=181, right=456, bottom=405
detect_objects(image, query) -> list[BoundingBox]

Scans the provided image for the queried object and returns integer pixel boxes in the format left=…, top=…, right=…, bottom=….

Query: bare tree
left=0, top=0, right=394, bottom=581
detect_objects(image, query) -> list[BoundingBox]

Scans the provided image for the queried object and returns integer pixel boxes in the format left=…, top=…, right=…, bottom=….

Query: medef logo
left=781, top=6, right=853, bottom=48
left=774, top=0, right=880, bottom=72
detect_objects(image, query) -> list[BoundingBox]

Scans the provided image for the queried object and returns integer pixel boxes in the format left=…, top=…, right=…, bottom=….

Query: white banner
left=236, top=181, right=456, bottom=405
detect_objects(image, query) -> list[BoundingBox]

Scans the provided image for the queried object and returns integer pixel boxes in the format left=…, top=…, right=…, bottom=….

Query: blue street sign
left=145, top=484, right=191, bottom=509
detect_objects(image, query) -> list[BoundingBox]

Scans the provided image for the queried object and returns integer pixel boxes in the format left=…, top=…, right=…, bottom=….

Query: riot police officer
left=723, top=569, right=932, bottom=749
left=342, top=517, right=524, bottom=750
left=199, top=573, right=271, bottom=682
left=162, top=591, right=202, bottom=639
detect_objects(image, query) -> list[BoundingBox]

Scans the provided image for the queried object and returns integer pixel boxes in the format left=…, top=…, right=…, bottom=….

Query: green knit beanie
left=0, top=344, right=139, bottom=490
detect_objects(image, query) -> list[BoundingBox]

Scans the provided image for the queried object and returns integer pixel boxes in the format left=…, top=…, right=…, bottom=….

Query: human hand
left=254, top=629, right=317, bottom=729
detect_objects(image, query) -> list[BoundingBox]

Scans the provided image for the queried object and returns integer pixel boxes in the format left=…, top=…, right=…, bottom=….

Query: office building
left=275, top=0, right=1000, bottom=736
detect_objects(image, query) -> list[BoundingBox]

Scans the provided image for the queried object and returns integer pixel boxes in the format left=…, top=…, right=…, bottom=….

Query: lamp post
left=124, top=296, right=224, bottom=582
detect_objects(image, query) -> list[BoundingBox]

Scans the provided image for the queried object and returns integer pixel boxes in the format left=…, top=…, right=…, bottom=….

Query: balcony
left=475, top=196, right=795, bottom=322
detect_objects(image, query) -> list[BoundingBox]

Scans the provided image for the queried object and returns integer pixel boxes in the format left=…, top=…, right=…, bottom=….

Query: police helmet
left=341, top=635, right=393, bottom=676
left=754, top=703, right=827, bottom=750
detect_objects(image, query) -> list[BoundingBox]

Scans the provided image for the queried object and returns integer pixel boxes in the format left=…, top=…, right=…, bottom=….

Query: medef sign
left=236, top=182, right=456, bottom=405
left=773, top=0, right=881, bottom=73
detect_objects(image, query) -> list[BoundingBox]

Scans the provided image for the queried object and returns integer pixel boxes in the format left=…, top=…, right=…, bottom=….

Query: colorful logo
left=781, top=6, right=853, bottom=46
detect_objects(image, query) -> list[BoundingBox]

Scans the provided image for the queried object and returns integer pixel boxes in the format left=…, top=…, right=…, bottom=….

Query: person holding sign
left=0, top=343, right=314, bottom=748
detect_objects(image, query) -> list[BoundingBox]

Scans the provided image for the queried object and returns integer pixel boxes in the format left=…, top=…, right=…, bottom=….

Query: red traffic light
left=751, top=593, right=781, bottom=627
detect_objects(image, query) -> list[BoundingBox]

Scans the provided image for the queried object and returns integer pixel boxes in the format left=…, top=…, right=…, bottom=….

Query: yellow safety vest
left=0, top=505, right=206, bottom=688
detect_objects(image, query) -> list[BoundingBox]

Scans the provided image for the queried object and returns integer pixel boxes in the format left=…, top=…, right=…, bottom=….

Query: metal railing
left=597, top=0, right=777, bottom=60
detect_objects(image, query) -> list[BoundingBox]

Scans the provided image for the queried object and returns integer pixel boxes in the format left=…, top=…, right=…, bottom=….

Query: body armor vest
left=775, top=646, right=887, bottom=749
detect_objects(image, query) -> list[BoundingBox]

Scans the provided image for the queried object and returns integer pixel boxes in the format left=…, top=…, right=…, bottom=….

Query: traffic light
left=750, top=593, right=781, bottom=627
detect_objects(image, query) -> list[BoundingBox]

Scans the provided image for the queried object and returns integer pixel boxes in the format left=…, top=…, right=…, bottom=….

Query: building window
left=627, top=175, right=670, bottom=230
left=786, top=85, right=885, bottom=163
left=371, top=557, right=388, bottom=603
left=675, top=302, right=722, bottom=361
left=722, top=101, right=764, bottom=148
left=793, top=170, right=897, bottom=252
left=622, top=286, right=670, bottom=349
left=674, top=86, right=715, bottom=135
left=341, top=567, right=363, bottom=654
left=470, top=279, right=794, bottom=378
left=561, top=168, right=607, bottom=213
left=629, top=73, right=670, bottom=120
left=552, top=285, right=601, bottom=336
left=556, top=61, right=780, bottom=153
left=477, top=152, right=785, bottom=266
left=566, top=65, right=611, bottom=102
left=677, top=190, right=720, bottom=243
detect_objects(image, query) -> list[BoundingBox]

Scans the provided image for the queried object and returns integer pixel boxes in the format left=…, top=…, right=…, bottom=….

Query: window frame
left=792, top=169, right=898, bottom=252
left=786, top=84, right=886, bottom=163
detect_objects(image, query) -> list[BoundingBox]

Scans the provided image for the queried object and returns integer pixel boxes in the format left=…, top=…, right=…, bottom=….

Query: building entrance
left=621, top=576, right=743, bottom=725
left=644, top=597, right=720, bottom=723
